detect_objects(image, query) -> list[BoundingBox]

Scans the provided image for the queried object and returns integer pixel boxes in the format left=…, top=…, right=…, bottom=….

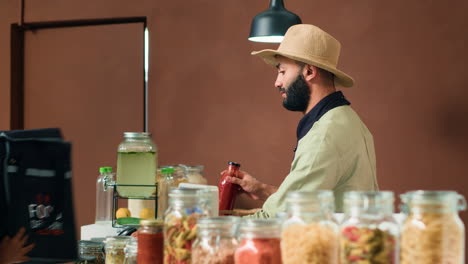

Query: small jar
left=104, top=236, right=133, bottom=264
left=164, top=188, right=211, bottom=264
left=123, top=239, right=137, bottom=264
left=116, top=132, right=157, bottom=198
left=341, top=191, right=399, bottom=264
left=192, top=216, right=240, bottom=264
left=281, top=191, right=339, bottom=264
left=184, top=165, right=208, bottom=185
left=400, top=190, right=466, bottom=264
left=77, top=240, right=105, bottom=264
left=137, top=219, right=164, bottom=264
left=235, top=219, right=282, bottom=264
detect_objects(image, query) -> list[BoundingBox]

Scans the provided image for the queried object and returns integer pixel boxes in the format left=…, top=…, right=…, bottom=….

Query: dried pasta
left=281, top=223, right=339, bottom=264
left=401, top=213, right=464, bottom=264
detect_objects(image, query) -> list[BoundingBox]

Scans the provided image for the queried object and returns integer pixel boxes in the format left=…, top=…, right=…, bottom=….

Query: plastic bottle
left=95, top=167, right=114, bottom=224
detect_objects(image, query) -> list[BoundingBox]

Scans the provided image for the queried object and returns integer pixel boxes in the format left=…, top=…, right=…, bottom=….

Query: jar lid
left=104, top=236, right=133, bottom=247
left=197, top=216, right=240, bottom=228
left=140, top=219, right=164, bottom=226
left=78, top=240, right=104, bottom=249
left=123, top=132, right=152, bottom=138
left=344, top=191, right=394, bottom=204
left=169, top=188, right=200, bottom=198
left=400, top=190, right=466, bottom=211
left=239, top=219, right=281, bottom=232
left=286, top=190, right=334, bottom=204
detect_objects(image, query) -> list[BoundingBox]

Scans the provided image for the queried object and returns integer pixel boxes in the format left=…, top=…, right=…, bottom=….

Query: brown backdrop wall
left=1, top=0, right=467, bottom=241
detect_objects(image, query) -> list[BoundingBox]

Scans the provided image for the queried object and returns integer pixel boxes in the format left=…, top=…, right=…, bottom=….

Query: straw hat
left=251, top=24, right=354, bottom=88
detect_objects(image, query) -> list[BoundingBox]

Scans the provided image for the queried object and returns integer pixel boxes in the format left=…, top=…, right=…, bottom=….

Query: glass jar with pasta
left=164, top=188, right=211, bottom=264
left=341, top=191, right=399, bottom=264
left=281, top=191, right=340, bottom=264
left=192, top=216, right=240, bottom=264
left=400, top=190, right=466, bottom=264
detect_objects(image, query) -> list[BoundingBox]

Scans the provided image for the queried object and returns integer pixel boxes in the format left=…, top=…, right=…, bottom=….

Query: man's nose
left=275, top=76, right=283, bottom=89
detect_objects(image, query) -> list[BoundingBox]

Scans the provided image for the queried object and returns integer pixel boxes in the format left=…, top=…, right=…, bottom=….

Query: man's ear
left=303, top=64, right=318, bottom=81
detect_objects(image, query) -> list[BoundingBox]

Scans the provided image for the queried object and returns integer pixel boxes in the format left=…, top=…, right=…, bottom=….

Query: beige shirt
left=248, top=105, right=378, bottom=218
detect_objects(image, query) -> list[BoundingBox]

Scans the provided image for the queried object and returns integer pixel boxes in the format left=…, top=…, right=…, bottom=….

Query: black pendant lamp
left=248, top=0, right=302, bottom=43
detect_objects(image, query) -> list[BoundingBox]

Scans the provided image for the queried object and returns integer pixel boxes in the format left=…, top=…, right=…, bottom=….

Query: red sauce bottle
left=218, top=161, right=241, bottom=212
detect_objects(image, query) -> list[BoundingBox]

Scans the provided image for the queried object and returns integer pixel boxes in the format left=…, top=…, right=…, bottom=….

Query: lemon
left=116, top=208, right=131, bottom=219
left=139, top=208, right=155, bottom=219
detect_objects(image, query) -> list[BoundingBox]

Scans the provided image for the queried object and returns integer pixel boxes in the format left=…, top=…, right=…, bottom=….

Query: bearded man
left=225, top=24, right=379, bottom=218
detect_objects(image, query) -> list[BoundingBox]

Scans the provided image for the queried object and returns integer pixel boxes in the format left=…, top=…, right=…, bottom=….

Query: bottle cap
left=99, top=167, right=113, bottom=173
left=228, top=161, right=241, bottom=167
left=161, top=167, right=175, bottom=174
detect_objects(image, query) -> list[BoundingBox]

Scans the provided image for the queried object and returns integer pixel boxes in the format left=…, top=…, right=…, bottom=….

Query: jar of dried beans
left=281, top=191, right=339, bottom=264
left=400, top=190, right=466, bottom=264
left=164, top=188, right=211, bottom=264
left=192, top=216, right=240, bottom=264
left=234, top=219, right=282, bottom=264
left=341, top=191, right=399, bottom=264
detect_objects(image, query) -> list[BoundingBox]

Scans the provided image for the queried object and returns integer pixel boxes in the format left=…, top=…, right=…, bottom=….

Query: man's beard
left=281, top=74, right=310, bottom=112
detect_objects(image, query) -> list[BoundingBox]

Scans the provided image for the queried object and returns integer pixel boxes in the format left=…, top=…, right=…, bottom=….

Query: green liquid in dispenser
left=116, top=151, right=157, bottom=197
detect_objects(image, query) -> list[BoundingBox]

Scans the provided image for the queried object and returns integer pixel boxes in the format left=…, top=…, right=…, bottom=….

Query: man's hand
left=221, top=170, right=278, bottom=201
left=0, top=228, right=35, bottom=264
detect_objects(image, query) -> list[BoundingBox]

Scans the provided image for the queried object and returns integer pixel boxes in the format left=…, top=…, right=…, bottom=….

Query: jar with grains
left=192, top=216, right=240, bottom=264
left=235, top=219, right=282, bottom=264
left=138, top=219, right=164, bottom=264
left=76, top=240, right=105, bottom=264
left=164, top=188, right=211, bottom=264
left=400, top=190, right=466, bottom=264
left=123, top=238, right=137, bottom=264
left=104, top=236, right=133, bottom=264
left=341, top=191, right=399, bottom=264
left=183, top=165, right=208, bottom=185
left=281, top=191, right=339, bottom=264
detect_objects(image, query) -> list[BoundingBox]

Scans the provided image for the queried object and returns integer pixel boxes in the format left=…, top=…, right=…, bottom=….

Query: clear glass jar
left=104, top=236, right=133, bottom=264
left=164, top=188, right=211, bottom=264
left=183, top=165, right=208, bottom=185
left=341, top=191, right=399, bottom=264
left=137, top=219, right=164, bottom=264
left=116, top=132, right=157, bottom=198
left=77, top=240, right=105, bottom=264
left=400, top=190, right=466, bottom=264
left=192, top=216, right=240, bottom=264
left=235, top=219, right=282, bottom=264
left=123, top=238, right=137, bottom=264
left=281, top=191, right=339, bottom=264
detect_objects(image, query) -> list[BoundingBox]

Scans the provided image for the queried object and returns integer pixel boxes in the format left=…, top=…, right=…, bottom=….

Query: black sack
left=0, top=128, right=78, bottom=262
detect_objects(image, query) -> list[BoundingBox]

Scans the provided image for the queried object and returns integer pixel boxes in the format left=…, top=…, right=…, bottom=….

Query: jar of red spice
left=137, top=219, right=164, bottom=264
left=234, top=219, right=282, bottom=264
left=218, top=162, right=241, bottom=212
